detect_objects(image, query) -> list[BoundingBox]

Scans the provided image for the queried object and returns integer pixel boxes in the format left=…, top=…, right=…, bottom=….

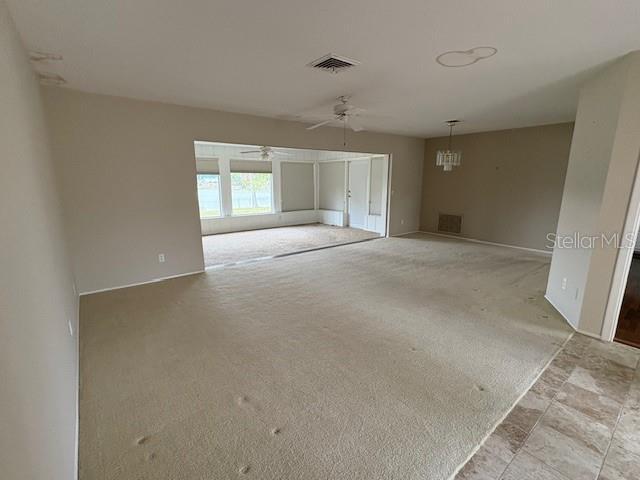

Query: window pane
left=196, top=174, right=221, bottom=218
left=231, top=172, right=272, bottom=215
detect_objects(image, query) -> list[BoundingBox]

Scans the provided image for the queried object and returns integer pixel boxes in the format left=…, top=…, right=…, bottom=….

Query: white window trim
left=229, top=171, right=274, bottom=217
left=196, top=172, right=223, bottom=220
left=209, top=156, right=277, bottom=218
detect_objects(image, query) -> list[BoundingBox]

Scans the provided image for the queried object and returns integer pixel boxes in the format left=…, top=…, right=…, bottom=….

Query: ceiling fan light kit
left=240, top=146, right=292, bottom=160
left=306, top=96, right=365, bottom=137
left=436, top=120, right=462, bottom=172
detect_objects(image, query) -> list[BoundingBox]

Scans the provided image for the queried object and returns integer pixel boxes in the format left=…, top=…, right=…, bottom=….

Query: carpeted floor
left=79, top=233, right=572, bottom=480
left=201, top=223, right=380, bottom=267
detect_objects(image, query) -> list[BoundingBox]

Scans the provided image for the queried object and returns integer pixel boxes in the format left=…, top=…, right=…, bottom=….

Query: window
left=231, top=172, right=273, bottom=215
left=196, top=174, right=222, bottom=218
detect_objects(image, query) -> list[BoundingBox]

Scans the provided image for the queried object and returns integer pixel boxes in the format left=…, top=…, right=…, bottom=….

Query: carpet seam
left=204, top=236, right=382, bottom=270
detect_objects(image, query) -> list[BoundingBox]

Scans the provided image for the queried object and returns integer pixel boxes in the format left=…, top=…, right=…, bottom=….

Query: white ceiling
left=7, top=0, right=640, bottom=137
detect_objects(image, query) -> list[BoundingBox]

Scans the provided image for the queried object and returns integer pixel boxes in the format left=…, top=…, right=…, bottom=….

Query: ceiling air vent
left=308, top=53, right=360, bottom=74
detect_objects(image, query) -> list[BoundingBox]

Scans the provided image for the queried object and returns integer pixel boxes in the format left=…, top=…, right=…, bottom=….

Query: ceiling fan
left=306, top=96, right=366, bottom=132
left=240, top=146, right=292, bottom=160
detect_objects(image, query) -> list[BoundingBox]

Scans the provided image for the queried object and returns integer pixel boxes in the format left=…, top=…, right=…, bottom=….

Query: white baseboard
left=418, top=231, right=552, bottom=256
left=543, top=294, right=578, bottom=331
left=79, top=270, right=204, bottom=296
left=543, top=296, right=608, bottom=342
left=576, top=328, right=606, bottom=341
left=391, top=230, right=420, bottom=237
left=318, top=209, right=345, bottom=227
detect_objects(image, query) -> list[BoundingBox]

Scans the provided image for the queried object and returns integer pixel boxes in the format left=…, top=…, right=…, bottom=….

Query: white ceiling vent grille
left=308, top=53, right=360, bottom=73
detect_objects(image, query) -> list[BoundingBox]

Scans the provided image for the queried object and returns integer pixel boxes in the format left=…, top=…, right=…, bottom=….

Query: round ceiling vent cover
left=436, top=47, right=497, bottom=67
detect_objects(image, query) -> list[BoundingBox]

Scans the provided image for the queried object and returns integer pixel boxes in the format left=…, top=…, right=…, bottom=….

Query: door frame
left=601, top=153, right=640, bottom=341
left=346, top=159, right=370, bottom=230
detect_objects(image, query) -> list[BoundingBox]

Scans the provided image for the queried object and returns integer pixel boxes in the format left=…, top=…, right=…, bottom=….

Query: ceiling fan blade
left=348, top=118, right=365, bottom=132
left=306, top=118, right=336, bottom=130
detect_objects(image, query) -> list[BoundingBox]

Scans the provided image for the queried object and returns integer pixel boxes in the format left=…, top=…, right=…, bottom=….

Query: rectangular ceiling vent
left=308, top=53, right=361, bottom=74
left=438, top=213, right=463, bottom=234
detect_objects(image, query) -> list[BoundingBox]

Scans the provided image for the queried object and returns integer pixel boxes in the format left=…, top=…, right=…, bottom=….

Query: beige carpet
left=201, top=223, right=379, bottom=267
left=79, top=233, right=572, bottom=480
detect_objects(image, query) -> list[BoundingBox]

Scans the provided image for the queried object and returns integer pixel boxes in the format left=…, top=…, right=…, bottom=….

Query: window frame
left=229, top=171, right=274, bottom=217
left=196, top=173, right=223, bottom=219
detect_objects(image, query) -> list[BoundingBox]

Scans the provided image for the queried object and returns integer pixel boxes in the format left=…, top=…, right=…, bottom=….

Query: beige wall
left=44, top=88, right=424, bottom=293
left=421, top=123, right=573, bottom=251
left=547, top=52, right=640, bottom=335
left=0, top=2, right=78, bottom=479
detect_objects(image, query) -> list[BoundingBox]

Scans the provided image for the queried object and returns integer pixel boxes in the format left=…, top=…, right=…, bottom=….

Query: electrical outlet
left=561, top=277, right=567, bottom=290
left=158, top=253, right=165, bottom=263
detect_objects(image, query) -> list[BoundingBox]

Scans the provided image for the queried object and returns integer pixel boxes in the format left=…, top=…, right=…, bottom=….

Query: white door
left=348, top=160, right=368, bottom=229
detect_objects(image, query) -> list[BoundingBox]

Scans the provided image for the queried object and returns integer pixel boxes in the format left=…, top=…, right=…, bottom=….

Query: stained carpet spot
left=147, top=452, right=156, bottom=461
left=474, top=384, right=486, bottom=392
left=271, top=428, right=281, bottom=436
left=239, top=465, right=250, bottom=474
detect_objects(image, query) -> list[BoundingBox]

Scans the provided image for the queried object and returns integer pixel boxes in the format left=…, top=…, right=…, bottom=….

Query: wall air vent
left=308, top=53, right=361, bottom=74
left=438, top=214, right=463, bottom=234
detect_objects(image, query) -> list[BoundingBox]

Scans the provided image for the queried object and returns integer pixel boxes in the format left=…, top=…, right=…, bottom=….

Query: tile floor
left=456, top=333, right=640, bottom=480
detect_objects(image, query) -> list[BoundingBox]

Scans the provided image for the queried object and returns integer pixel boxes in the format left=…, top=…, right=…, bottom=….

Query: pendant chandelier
left=436, top=120, right=462, bottom=171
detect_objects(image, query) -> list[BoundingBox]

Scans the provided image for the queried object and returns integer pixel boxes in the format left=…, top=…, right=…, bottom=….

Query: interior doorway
left=601, top=154, right=640, bottom=347
left=615, top=253, right=640, bottom=348
left=192, top=142, right=390, bottom=267
left=615, top=233, right=640, bottom=348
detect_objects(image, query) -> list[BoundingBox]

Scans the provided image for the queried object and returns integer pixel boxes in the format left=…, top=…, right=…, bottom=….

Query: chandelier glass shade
left=436, top=120, right=462, bottom=172
left=436, top=149, right=462, bottom=171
